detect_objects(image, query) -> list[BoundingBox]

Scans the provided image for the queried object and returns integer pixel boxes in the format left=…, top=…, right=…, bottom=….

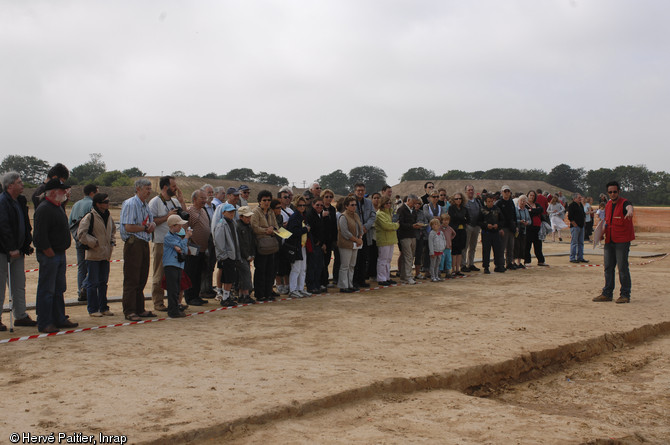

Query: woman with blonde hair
left=374, top=196, right=399, bottom=286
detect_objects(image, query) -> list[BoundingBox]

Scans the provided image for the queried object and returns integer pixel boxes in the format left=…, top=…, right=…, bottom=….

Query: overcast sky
left=1, top=0, right=669, bottom=186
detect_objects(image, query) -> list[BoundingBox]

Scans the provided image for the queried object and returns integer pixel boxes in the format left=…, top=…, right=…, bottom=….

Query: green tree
left=613, top=165, right=655, bottom=204
left=202, top=172, right=219, bottom=179
left=400, top=167, right=436, bottom=182
left=95, top=170, right=132, bottom=186
left=0, top=155, right=50, bottom=185
left=439, top=170, right=472, bottom=180
left=256, top=171, right=289, bottom=186
left=224, top=168, right=255, bottom=182
left=348, top=165, right=387, bottom=194
left=71, top=153, right=106, bottom=183
left=171, top=170, right=186, bottom=177
left=317, top=169, right=349, bottom=195
left=547, top=164, right=585, bottom=193
left=122, top=167, right=145, bottom=177
left=584, top=167, right=614, bottom=198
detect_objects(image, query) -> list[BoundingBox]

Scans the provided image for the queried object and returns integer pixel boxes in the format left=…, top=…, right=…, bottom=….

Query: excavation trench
left=140, top=320, right=670, bottom=445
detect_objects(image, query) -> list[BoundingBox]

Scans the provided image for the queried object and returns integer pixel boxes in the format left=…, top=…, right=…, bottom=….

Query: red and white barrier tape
left=25, top=259, right=123, bottom=273
left=2, top=278, right=460, bottom=344
left=566, top=253, right=668, bottom=268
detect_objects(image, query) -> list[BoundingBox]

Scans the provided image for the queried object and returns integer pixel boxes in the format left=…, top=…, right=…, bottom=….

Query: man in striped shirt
left=120, top=178, right=156, bottom=321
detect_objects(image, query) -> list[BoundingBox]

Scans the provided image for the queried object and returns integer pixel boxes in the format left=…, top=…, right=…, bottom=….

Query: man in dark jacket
left=0, top=172, right=37, bottom=330
left=567, top=193, right=588, bottom=264
left=479, top=194, right=505, bottom=274
left=495, top=185, right=518, bottom=270
left=397, top=194, right=422, bottom=284
left=33, top=179, right=79, bottom=333
left=305, top=196, right=327, bottom=294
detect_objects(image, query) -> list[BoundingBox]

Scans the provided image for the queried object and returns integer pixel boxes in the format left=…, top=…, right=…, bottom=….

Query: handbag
left=282, top=242, right=299, bottom=263
left=257, top=236, right=279, bottom=255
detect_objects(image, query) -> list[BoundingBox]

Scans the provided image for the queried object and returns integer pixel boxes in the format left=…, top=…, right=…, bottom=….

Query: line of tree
left=398, top=164, right=670, bottom=205
left=2, top=154, right=668, bottom=205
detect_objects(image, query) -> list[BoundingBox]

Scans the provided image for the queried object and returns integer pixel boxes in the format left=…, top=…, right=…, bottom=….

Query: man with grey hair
left=211, top=186, right=226, bottom=208
left=462, top=184, right=482, bottom=272
left=147, top=175, right=185, bottom=312
left=184, top=189, right=210, bottom=306
left=396, top=194, right=422, bottom=285
left=0, top=172, right=37, bottom=330
left=120, top=178, right=156, bottom=321
left=567, top=193, right=588, bottom=264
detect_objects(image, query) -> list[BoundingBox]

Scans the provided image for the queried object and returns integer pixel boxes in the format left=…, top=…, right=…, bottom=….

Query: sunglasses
left=607, top=190, right=618, bottom=194
left=324, top=195, right=333, bottom=199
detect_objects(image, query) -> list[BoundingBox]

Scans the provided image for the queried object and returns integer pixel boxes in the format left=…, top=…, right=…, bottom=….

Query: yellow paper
left=275, top=227, right=292, bottom=239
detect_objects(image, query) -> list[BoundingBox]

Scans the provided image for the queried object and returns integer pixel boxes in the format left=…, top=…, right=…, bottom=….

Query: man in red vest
left=593, top=181, right=635, bottom=304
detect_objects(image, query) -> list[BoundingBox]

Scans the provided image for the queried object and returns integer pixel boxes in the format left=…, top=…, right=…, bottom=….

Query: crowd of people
left=0, top=165, right=636, bottom=333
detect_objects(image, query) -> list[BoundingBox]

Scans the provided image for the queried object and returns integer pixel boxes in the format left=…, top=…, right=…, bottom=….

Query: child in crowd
left=236, top=206, right=256, bottom=304
left=439, top=213, right=456, bottom=278
left=213, top=203, right=242, bottom=307
left=427, top=218, right=447, bottom=282
left=163, top=214, right=192, bottom=318
left=596, top=202, right=606, bottom=223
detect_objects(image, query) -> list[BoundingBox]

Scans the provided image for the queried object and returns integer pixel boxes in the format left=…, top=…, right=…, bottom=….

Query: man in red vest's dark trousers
left=593, top=181, right=635, bottom=304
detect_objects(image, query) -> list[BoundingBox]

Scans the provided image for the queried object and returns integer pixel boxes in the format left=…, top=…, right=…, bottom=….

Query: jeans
left=602, top=241, right=631, bottom=299
left=86, top=260, right=110, bottom=314
left=36, top=251, right=68, bottom=330
left=0, top=253, right=28, bottom=320
left=76, top=246, right=89, bottom=295
left=570, top=226, right=585, bottom=261
left=440, top=248, right=452, bottom=271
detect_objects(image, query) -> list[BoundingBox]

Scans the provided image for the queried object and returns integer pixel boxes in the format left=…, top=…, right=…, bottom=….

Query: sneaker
left=415, top=274, right=426, bottom=280
left=579, top=259, right=590, bottom=263
left=388, top=279, right=397, bottom=285
left=517, top=264, right=526, bottom=269
left=238, top=295, right=256, bottom=304
left=220, top=297, right=237, bottom=307
left=570, top=259, right=579, bottom=263
left=454, top=271, right=465, bottom=277
left=484, top=268, right=490, bottom=274
left=431, top=278, right=440, bottom=282
left=615, top=296, right=630, bottom=304
left=461, top=266, right=470, bottom=272
left=592, top=294, right=613, bottom=302
left=405, top=278, right=417, bottom=285
left=300, top=290, right=312, bottom=297
left=469, top=265, right=481, bottom=272
left=89, top=312, right=103, bottom=317
left=289, top=290, right=302, bottom=298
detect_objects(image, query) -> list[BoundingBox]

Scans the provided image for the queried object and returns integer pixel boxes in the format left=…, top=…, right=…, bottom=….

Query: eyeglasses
left=314, top=187, right=321, bottom=190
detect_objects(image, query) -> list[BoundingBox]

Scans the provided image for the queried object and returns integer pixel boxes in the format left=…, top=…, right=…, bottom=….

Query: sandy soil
left=1, top=211, right=668, bottom=444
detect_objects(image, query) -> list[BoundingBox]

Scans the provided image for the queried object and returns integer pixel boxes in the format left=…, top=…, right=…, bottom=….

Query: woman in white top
left=547, top=195, right=568, bottom=242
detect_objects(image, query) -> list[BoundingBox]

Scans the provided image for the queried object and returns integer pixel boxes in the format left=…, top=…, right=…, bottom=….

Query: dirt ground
left=1, top=209, right=669, bottom=444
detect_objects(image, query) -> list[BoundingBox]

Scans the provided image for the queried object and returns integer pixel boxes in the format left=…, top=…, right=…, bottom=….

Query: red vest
left=605, top=198, right=635, bottom=243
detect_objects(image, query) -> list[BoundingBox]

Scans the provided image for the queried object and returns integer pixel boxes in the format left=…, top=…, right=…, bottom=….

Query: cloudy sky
left=1, top=0, right=668, bottom=186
